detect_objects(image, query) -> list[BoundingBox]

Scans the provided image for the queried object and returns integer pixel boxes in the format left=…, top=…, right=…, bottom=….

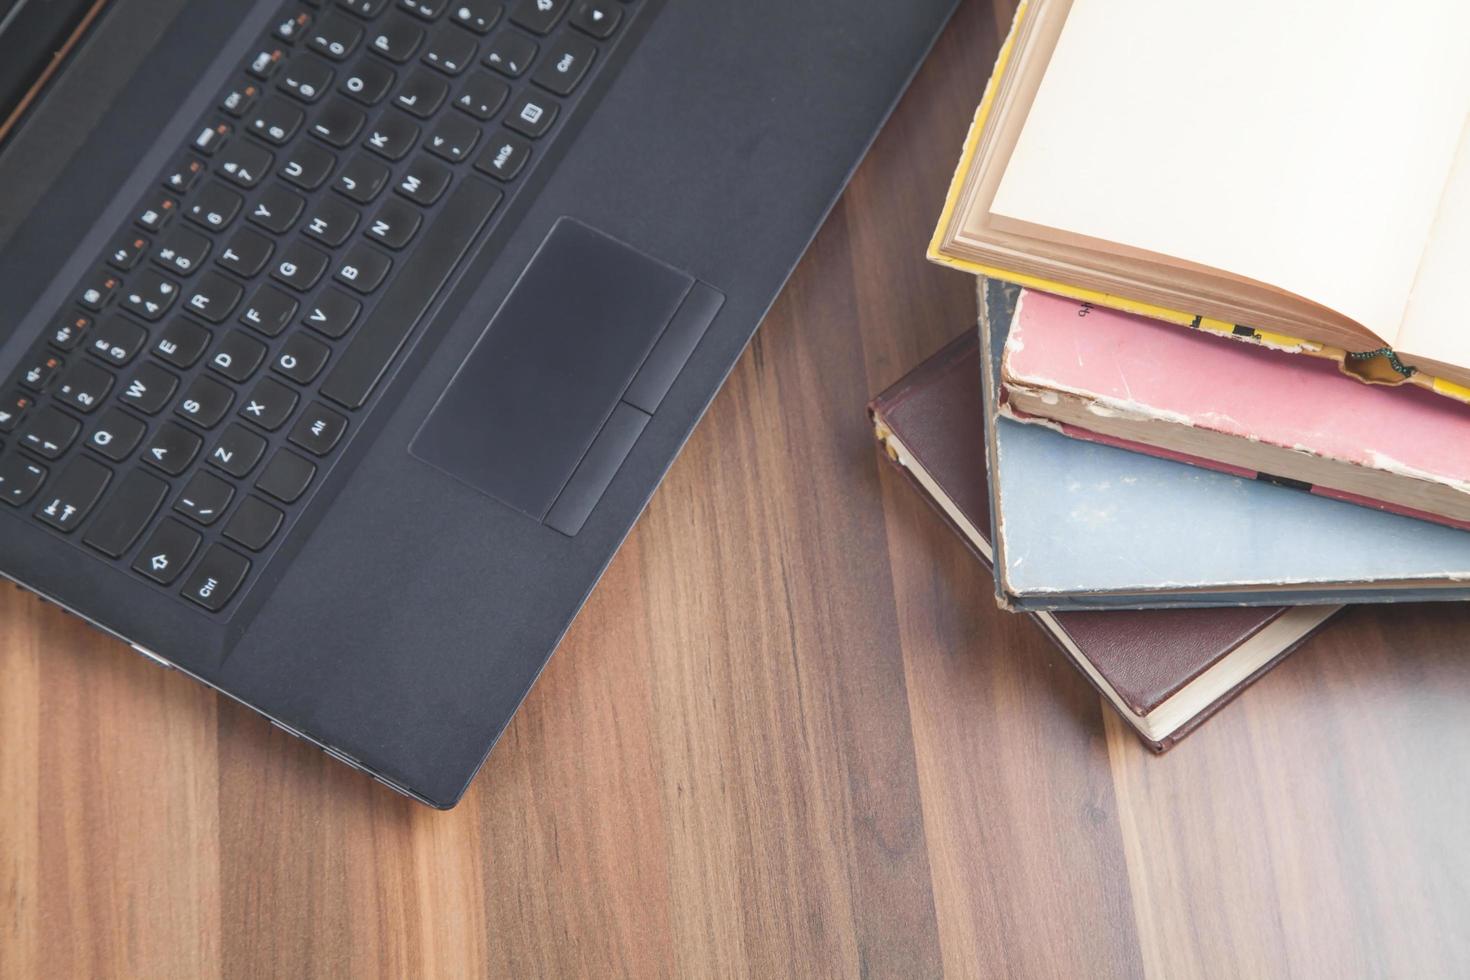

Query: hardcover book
left=979, top=279, right=1470, bottom=610
left=929, top=0, right=1470, bottom=404
left=1001, top=290, right=1470, bottom=531
left=868, top=331, right=1335, bottom=750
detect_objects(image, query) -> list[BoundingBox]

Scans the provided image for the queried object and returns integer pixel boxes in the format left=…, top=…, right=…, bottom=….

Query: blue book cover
left=979, top=278, right=1470, bottom=610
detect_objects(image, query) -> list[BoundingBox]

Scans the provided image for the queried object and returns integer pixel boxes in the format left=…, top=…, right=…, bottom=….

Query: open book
left=930, top=0, right=1470, bottom=399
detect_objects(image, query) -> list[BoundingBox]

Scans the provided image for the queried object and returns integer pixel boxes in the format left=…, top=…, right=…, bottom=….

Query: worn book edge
left=926, top=1, right=1470, bottom=408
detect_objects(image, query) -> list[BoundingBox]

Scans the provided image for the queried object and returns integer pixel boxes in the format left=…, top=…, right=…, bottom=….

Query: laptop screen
left=0, top=0, right=107, bottom=144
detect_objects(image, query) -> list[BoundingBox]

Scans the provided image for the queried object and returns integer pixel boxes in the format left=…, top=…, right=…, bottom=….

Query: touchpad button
left=411, top=219, right=714, bottom=523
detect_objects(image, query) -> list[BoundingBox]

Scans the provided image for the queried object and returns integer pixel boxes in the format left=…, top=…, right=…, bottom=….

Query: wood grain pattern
left=4, top=2, right=1470, bottom=976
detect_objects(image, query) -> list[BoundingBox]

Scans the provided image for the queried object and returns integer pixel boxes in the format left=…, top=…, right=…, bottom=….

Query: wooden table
left=4, top=3, right=1469, bottom=976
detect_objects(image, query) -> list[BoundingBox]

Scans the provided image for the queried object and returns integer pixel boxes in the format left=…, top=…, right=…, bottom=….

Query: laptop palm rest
left=411, top=218, right=724, bottom=535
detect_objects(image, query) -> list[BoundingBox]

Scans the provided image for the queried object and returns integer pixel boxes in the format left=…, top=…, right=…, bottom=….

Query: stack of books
left=871, top=0, right=1470, bottom=749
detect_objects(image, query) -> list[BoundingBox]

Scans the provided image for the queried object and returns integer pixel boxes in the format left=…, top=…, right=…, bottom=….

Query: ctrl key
left=132, top=517, right=201, bottom=585
left=0, top=455, right=47, bottom=507
left=181, top=544, right=251, bottom=612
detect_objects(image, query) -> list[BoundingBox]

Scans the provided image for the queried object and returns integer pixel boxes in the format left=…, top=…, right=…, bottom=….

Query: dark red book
left=868, top=331, right=1337, bottom=750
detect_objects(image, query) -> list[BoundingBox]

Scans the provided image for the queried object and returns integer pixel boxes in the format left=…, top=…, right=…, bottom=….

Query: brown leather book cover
left=869, top=331, right=1336, bottom=751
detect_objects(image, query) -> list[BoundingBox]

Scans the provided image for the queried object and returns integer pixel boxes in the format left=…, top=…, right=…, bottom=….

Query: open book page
left=1396, top=118, right=1470, bottom=369
left=988, top=0, right=1470, bottom=343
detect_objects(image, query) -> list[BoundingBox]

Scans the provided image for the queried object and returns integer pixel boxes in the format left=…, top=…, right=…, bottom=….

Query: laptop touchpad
left=411, top=218, right=724, bottom=535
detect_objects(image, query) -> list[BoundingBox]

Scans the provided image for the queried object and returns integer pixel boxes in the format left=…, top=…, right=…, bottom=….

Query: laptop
left=0, top=0, right=959, bottom=807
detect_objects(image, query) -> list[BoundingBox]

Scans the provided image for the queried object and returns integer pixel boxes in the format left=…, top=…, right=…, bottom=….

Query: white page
left=1397, top=119, right=1470, bottom=365
left=990, top=0, right=1470, bottom=340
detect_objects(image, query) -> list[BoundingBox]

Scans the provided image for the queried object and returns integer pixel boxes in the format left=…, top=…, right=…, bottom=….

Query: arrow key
left=142, top=420, right=203, bottom=476
left=33, top=455, right=111, bottom=533
left=132, top=517, right=201, bottom=585
left=174, top=470, right=235, bottom=526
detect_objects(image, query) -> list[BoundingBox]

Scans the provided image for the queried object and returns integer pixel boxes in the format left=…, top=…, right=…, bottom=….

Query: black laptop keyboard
left=0, top=0, right=637, bottom=613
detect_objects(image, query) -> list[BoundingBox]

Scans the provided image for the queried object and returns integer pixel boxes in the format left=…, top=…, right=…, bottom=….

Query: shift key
left=83, top=469, right=169, bottom=558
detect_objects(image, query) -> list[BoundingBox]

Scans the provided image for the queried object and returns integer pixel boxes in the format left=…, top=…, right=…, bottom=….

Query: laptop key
left=335, top=153, right=390, bottom=202
left=82, top=469, right=169, bottom=558
left=394, top=154, right=450, bottom=204
left=422, top=24, right=477, bottom=75
left=186, top=181, right=244, bottom=231
left=310, top=96, right=367, bottom=147
left=33, top=455, right=110, bottom=531
left=132, top=518, right=201, bottom=585
left=483, top=30, right=535, bottom=77
left=181, top=271, right=245, bottom=324
left=304, top=287, right=361, bottom=338
left=153, top=318, right=212, bottom=368
left=279, top=55, right=334, bottom=103
left=18, top=406, right=81, bottom=459
left=366, top=197, right=422, bottom=248
left=509, top=0, right=568, bottom=35
left=309, top=13, right=364, bottom=60
left=120, top=270, right=180, bottom=321
left=364, top=109, right=419, bottom=160
left=0, top=456, right=47, bottom=507
left=174, top=470, right=235, bottom=525
left=452, top=0, right=502, bottom=34
left=473, top=130, right=530, bottom=181
left=176, top=374, right=236, bottom=428
left=142, top=421, right=203, bottom=475
left=209, top=423, right=268, bottom=477
left=86, top=408, right=147, bottom=461
left=54, top=361, right=114, bottom=413
left=401, top=0, right=448, bottom=20
left=340, top=59, right=396, bottom=105
left=426, top=113, right=479, bottom=162
left=209, top=331, right=268, bottom=382
left=274, top=333, right=332, bottom=382
left=88, top=316, right=148, bottom=367
left=454, top=72, right=509, bottom=120
left=180, top=544, right=252, bottom=611
left=289, top=402, right=348, bottom=455
left=223, top=495, right=285, bottom=551
left=240, top=377, right=300, bottom=430
left=119, top=362, right=180, bottom=414
left=219, top=229, right=276, bottom=278
left=505, top=91, right=557, bottom=138
left=248, top=184, right=307, bottom=233
left=108, top=231, right=152, bottom=271
left=241, top=284, right=300, bottom=336
left=0, top=392, right=31, bottom=432
left=334, top=242, right=392, bottom=293
left=154, top=226, right=212, bottom=276
left=218, top=140, right=275, bottom=188
left=33, top=456, right=111, bottom=532
left=249, top=96, right=306, bottom=145
left=393, top=67, right=448, bottom=117
left=303, top=195, right=360, bottom=246
left=370, top=14, right=426, bottom=62
left=569, top=0, right=619, bottom=40
left=338, top=0, right=390, bottom=17
left=272, top=240, right=332, bottom=291
left=256, top=448, right=316, bottom=502
left=49, top=313, right=94, bottom=352
left=531, top=35, right=594, bottom=95
left=18, top=352, right=64, bottom=393
left=280, top=140, right=337, bottom=189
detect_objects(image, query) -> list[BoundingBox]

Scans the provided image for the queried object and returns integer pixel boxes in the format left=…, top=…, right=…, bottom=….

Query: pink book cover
left=1000, top=290, right=1470, bottom=531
